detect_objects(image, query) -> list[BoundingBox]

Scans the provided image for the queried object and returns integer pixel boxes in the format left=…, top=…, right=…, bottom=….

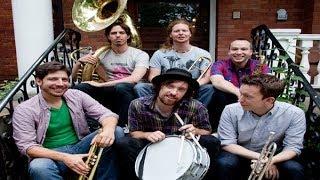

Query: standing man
left=116, top=68, right=220, bottom=180
left=210, top=38, right=270, bottom=128
left=216, top=74, right=305, bottom=180
left=72, top=21, right=149, bottom=126
left=134, top=19, right=214, bottom=107
left=13, top=62, right=124, bottom=179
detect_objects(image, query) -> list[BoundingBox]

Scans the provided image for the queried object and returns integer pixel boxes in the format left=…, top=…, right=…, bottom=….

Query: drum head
left=135, top=136, right=195, bottom=180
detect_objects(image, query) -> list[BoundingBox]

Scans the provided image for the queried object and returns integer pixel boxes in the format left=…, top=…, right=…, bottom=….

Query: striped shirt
left=128, top=96, right=212, bottom=134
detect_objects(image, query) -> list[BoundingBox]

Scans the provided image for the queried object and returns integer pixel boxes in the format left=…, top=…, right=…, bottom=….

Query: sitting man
left=210, top=38, right=269, bottom=128
left=72, top=21, right=149, bottom=126
left=134, top=19, right=214, bottom=107
left=116, top=68, right=220, bottom=180
left=215, top=74, right=305, bottom=180
left=13, top=62, right=124, bottom=180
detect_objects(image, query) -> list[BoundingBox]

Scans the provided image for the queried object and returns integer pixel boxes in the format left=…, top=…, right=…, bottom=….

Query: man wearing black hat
left=115, top=68, right=220, bottom=180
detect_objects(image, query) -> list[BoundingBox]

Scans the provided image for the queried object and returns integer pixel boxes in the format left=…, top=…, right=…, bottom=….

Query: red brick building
left=1, top=0, right=319, bottom=81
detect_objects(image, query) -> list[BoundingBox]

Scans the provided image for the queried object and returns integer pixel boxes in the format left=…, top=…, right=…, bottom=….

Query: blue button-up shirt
left=218, top=101, right=306, bottom=155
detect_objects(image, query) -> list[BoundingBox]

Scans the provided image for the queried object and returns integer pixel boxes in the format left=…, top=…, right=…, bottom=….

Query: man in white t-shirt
left=72, top=21, right=149, bottom=126
left=134, top=19, right=214, bottom=107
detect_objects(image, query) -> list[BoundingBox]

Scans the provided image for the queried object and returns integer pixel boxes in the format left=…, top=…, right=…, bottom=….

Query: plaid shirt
left=211, top=58, right=270, bottom=87
left=128, top=96, right=212, bottom=134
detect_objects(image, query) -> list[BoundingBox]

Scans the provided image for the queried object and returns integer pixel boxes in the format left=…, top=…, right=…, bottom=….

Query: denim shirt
left=218, top=101, right=306, bottom=155
left=12, top=89, right=118, bottom=156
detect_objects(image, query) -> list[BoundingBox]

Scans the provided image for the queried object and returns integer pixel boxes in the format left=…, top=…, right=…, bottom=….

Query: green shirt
left=43, top=100, right=79, bottom=149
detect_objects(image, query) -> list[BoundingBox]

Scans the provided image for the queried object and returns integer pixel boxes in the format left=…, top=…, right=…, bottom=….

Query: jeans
left=214, top=150, right=305, bottom=180
left=134, top=83, right=214, bottom=107
left=29, top=127, right=125, bottom=180
left=115, top=135, right=220, bottom=180
left=208, top=89, right=238, bottom=130
left=73, top=83, right=136, bottom=126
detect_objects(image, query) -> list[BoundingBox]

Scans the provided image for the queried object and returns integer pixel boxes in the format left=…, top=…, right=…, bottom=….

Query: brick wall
left=0, top=1, right=17, bottom=82
left=216, top=0, right=306, bottom=59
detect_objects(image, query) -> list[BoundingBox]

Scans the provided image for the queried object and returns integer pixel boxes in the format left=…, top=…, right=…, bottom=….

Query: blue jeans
left=29, top=127, right=124, bottom=180
left=134, top=83, right=214, bottom=107
left=215, top=151, right=305, bottom=180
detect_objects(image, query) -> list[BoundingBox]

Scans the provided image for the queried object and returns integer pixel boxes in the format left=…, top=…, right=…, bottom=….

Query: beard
left=158, top=95, right=180, bottom=106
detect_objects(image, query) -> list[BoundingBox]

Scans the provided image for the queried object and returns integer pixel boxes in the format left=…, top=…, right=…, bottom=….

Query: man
left=209, top=38, right=270, bottom=128
left=134, top=19, right=214, bottom=107
left=13, top=62, right=124, bottom=179
left=216, top=74, right=305, bottom=180
left=116, top=68, right=220, bottom=180
left=72, top=21, right=149, bottom=126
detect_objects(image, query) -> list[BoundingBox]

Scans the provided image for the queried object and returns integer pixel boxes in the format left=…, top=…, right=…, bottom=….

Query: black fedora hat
left=152, top=68, right=199, bottom=91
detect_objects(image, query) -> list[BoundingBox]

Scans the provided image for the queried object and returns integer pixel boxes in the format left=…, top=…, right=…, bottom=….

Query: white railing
left=271, top=29, right=320, bottom=89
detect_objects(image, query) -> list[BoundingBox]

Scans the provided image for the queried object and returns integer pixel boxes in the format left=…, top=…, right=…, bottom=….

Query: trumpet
left=78, top=143, right=104, bottom=180
left=187, top=56, right=212, bottom=81
left=248, top=132, right=277, bottom=180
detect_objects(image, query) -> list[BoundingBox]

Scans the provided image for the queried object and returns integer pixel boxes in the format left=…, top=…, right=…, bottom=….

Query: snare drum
left=135, top=135, right=210, bottom=180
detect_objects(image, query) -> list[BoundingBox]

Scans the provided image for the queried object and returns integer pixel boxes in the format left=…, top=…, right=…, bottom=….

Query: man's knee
left=216, top=151, right=240, bottom=170
left=115, top=83, right=134, bottom=92
left=133, top=83, right=153, bottom=97
left=278, top=160, right=304, bottom=178
left=29, top=158, right=60, bottom=178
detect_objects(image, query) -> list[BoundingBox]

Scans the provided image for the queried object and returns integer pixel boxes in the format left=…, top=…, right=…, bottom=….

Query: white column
left=297, top=35, right=320, bottom=83
left=270, top=29, right=301, bottom=61
left=209, top=0, right=217, bottom=61
left=11, top=0, right=54, bottom=78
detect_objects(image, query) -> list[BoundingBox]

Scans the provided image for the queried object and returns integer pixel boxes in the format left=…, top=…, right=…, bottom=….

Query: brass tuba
left=71, top=0, right=141, bottom=82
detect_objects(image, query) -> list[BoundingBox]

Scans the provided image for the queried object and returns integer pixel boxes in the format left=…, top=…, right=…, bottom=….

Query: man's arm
left=197, top=67, right=211, bottom=85
left=27, top=146, right=90, bottom=175
left=93, top=116, right=118, bottom=147
left=130, top=131, right=166, bottom=143
left=223, top=144, right=260, bottom=160
left=148, top=67, right=161, bottom=82
left=210, top=75, right=240, bottom=98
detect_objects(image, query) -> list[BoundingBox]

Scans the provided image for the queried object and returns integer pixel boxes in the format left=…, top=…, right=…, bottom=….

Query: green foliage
left=0, top=79, right=18, bottom=101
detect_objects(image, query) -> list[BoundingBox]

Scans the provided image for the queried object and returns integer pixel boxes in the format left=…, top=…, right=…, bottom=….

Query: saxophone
left=248, top=132, right=277, bottom=180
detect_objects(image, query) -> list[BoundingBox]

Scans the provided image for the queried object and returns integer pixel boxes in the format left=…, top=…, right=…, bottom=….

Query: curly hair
left=161, top=19, right=194, bottom=50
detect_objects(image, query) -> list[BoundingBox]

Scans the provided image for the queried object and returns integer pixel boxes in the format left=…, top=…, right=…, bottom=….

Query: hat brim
left=152, top=74, right=200, bottom=91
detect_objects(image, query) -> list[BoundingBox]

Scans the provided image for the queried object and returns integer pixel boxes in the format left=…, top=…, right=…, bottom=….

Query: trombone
left=187, top=56, right=212, bottom=81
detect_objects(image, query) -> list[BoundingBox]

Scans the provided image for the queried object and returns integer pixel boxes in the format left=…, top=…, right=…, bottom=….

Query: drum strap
left=138, top=146, right=149, bottom=179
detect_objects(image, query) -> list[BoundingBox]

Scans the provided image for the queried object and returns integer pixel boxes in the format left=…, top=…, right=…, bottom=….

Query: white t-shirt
left=99, top=46, right=149, bottom=81
left=150, top=46, right=212, bottom=79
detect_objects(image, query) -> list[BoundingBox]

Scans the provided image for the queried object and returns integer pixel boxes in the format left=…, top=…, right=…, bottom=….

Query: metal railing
left=0, top=28, right=81, bottom=179
left=251, top=24, right=320, bottom=179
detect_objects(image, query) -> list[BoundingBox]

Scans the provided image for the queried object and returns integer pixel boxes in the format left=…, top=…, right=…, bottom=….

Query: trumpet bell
left=72, top=0, right=128, bottom=32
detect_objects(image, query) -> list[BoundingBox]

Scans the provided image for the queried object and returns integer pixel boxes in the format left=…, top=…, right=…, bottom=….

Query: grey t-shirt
left=150, top=46, right=212, bottom=79
left=100, top=46, right=149, bottom=81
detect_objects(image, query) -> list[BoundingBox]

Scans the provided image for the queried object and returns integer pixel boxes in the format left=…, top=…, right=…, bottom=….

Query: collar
left=228, top=58, right=253, bottom=71
left=38, top=90, right=67, bottom=110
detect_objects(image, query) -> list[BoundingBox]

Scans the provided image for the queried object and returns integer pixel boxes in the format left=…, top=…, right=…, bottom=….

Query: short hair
left=241, top=74, right=285, bottom=99
left=35, top=61, right=70, bottom=80
left=104, top=21, right=132, bottom=44
left=229, top=38, right=253, bottom=50
left=161, top=19, right=194, bottom=50
left=153, top=79, right=195, bottom=101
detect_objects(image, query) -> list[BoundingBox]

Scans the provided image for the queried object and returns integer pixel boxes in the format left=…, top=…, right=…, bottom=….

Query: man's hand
left=78, top=54, right=99, bottom=64
left=145, top=131, right=165, bottom=143
left=178, top=124, right=197, bottom=135
left=91, top=129, right=115, bottom=148
left=264, top=163, right=279, bottom=179
left=62, top=153, right=90, bottom=176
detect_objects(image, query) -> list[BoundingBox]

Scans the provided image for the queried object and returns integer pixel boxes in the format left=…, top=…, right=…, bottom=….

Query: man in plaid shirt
left=115, top=68, right=220, bottom=180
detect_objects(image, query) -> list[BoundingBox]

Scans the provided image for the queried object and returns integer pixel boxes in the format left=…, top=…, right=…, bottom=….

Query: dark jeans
left=73, top=83, right=136, bottom=127
left=115, top=135, right=221, bottom=180
left=208, top=89, right=238, bottom=130
left=214, top=150, right=305, bottom=180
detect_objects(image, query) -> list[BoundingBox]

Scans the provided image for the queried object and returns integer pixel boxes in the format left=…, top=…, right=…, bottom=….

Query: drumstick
left=177, top=134, right=185, bottom=165
left=174, top=113, right=204, bottom=151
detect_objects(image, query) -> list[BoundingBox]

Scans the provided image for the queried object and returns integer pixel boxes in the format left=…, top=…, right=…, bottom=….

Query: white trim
left=209, top=0, right=217, bottom=61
